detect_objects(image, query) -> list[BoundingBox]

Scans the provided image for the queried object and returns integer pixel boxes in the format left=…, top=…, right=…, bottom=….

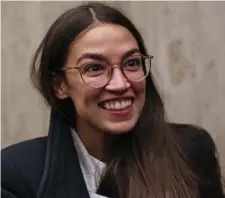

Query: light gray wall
left=2, top=2, right=225, bottom=172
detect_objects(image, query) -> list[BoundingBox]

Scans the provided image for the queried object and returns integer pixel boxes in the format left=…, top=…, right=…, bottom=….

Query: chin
left=103, top=122, right=136, bottom=135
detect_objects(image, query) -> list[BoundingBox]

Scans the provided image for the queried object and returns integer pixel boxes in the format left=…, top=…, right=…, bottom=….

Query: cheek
left=68, top=85, right=101, bottom=115
left=70, top=87, right=99, bottom=106
left=132, top=80, right=146, bottom=97
left=68, top=87, right=101, bottom=122
left=132, top=81, right=146, bottom=110
left=66, top=73, right=103, bottom=111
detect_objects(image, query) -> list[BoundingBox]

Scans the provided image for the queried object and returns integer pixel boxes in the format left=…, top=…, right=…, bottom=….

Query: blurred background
left=2, top=1, right=225, bottom=174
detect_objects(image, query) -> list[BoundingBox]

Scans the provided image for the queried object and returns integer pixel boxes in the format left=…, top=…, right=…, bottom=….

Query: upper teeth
left=103, top=99, right=132, bottom=110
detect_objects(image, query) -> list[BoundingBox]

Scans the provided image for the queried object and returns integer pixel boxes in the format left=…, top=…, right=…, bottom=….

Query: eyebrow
left=76, top=48, right=140, bottom=64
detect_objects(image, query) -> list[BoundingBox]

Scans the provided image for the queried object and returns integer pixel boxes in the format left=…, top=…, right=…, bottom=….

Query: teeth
left=102, top=99, right=132, bottom=110
left=115, top=102, right=120, bottom=109
left=106, top=103, right=110, bottom=109
left=121, top=101, right=126, bottom=108
left=110, top=103, right=114, bottom=109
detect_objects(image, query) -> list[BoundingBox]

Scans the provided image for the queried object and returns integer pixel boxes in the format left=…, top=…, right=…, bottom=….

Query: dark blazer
left=1, top=110, right=224, bottom=198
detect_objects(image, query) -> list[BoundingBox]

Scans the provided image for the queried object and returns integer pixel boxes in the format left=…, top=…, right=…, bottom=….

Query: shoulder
left=2, top=136, right=47, bottom=157
left=2, top=136, right=47, bottom=156
left=2, top=137, right=47, bottom=170
left=170, top=123, right=215, bottom=153
left=170, top=123, right=212, bottom=139
left=1, top=137, right=47, bottom=198
left=170, top=123, right=216, bottom=167
left=170, top=123, right=224, bottom=197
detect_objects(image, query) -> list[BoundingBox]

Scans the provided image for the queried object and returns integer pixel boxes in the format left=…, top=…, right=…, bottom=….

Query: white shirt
left=71, top=129, right=109, bottom=198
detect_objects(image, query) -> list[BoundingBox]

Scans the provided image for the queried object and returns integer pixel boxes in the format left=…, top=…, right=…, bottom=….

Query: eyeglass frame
left=59, top=54, right=154, bottom=88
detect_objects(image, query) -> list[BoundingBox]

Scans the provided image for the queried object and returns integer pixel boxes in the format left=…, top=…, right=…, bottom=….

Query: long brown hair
left=31, top=2, right=200, bottom=198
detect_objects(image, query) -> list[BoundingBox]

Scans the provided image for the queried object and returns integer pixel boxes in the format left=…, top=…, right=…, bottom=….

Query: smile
left=100, top=99, right=132, bottom=111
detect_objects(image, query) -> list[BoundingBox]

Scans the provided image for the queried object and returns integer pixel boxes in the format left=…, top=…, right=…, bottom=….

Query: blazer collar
left=37, top=109, right=90, bottom=198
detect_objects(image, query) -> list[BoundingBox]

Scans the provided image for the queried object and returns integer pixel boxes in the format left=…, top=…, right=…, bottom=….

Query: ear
left=52, top=75, right=69, bottom=100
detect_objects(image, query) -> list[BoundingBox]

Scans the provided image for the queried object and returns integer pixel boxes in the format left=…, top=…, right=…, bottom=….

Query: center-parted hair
left=31, top=2, right=200, bottom=198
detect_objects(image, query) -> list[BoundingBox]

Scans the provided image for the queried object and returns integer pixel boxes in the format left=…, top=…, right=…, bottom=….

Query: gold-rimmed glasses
left=60, top=54, right=153, bottom=88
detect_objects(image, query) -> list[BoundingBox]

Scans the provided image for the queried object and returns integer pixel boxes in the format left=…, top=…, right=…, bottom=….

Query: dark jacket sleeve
left=1, top=137, right=47, bottom=198
left=1, top=189, right=18, bottom=198
left=194, top=128, right=224, bottom=198
left=173, top=124, right=224, bottom=198
left=1, top=149, right=31, bottom=198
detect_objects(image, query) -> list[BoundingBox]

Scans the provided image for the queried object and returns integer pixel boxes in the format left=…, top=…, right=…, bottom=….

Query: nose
left=105, top=66, right=131, bottom=92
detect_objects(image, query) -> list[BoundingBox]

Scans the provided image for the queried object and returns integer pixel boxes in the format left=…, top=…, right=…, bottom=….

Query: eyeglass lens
left=80, top=55, right=151, bottom=88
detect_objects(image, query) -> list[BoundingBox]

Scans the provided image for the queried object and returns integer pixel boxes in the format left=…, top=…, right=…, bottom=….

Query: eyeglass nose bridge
left=108, top=63, right=129, bottom=82
left=111, top=64, right=122, bottom=69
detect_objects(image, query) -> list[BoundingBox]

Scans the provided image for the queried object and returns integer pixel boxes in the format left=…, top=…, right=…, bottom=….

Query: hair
left=30, top=2, right=218, bottom=198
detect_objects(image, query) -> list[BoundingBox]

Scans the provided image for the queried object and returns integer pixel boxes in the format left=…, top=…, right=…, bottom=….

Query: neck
left=75, top=116, right=114, bottom=161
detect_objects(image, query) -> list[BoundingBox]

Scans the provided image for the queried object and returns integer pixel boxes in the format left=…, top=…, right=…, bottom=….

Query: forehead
left=69, top=23, right=139, bottom=61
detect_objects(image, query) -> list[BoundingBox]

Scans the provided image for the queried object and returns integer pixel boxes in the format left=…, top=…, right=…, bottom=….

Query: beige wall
left=117, top=2, right=225, bottom=172
left=2, top=2, right=225, bottom=172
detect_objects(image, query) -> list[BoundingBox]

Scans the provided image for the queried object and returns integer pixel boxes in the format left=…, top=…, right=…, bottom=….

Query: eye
left=123, top=56, right=142, bottom=70
left=85, top=64, right=103, bottom=72
left=82, top=62, right=108, bottom=76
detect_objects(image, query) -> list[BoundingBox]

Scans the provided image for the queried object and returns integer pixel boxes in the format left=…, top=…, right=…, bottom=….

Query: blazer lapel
left=37, top=109, right=90, bottom=198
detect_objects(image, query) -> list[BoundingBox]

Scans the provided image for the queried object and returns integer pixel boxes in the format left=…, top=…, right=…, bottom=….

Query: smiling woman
left=56, top=24, right=147, bottom=137
left=1, top=2, right=224, bottom=198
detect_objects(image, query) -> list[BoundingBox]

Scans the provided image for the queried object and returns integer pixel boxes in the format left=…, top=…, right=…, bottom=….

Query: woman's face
left=60, top=23, right=146, bottom=134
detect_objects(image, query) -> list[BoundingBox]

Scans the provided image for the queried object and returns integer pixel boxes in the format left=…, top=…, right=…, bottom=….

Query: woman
left=1, top=2, right=224, bottom=198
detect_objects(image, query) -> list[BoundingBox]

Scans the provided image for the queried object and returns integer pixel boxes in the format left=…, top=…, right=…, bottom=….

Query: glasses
left=60, top=54, right=153, bottom=88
